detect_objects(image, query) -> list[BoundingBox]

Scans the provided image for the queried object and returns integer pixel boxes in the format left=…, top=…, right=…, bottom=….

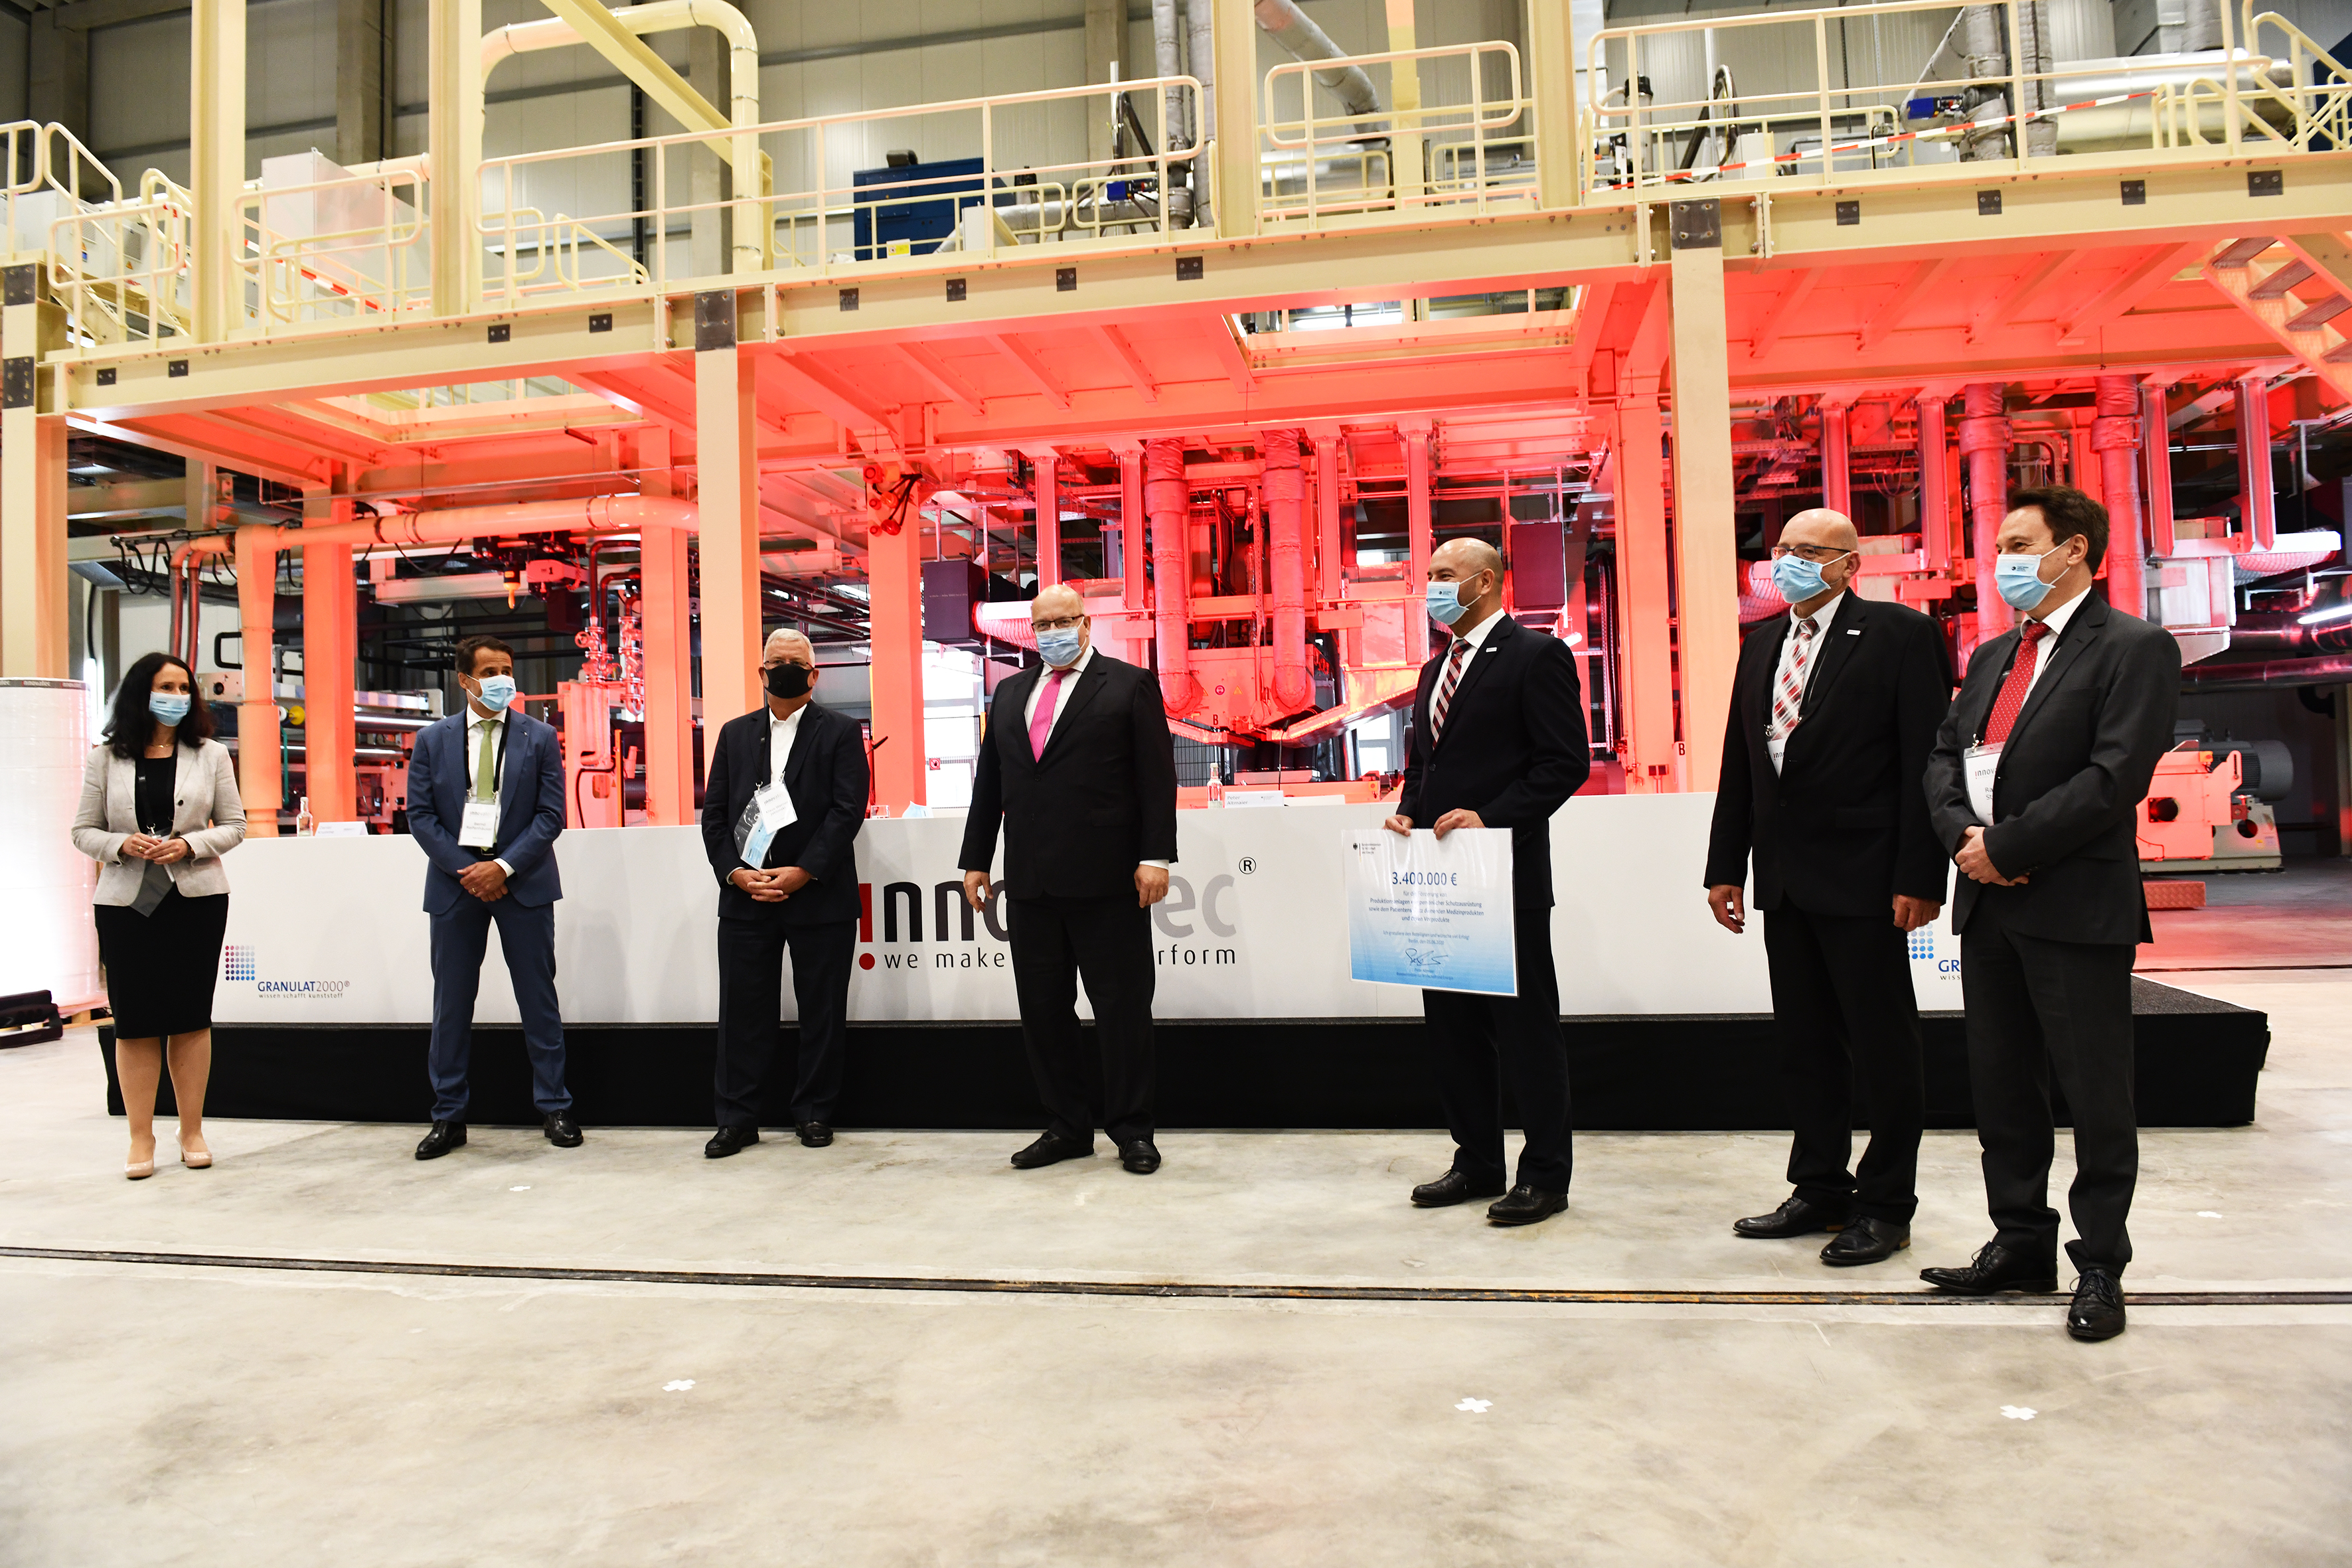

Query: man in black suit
left=700, top=628, right=872, bottom=1157
left=960, top=583, right=1180, bottom=1175
left=1385, top=538, right=1591, bottom=1226
left=1920, top=484, right=2179, bottom=1342
left=1703, top=508, right=1954, bottom=1266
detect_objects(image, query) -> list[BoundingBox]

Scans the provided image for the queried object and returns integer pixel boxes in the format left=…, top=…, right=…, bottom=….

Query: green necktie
left=472, top=720, right=496, bottom=801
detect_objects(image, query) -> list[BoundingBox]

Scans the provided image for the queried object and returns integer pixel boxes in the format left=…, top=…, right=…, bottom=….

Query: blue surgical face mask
left=1035, top=627, right=1085, bottom=668
left=1994, top=548, right=2060, bottom=612
left=1770, top=551, right=1846, bottom=605
left=471, top=672, right=518, bottom=712
left=147, top=691, right=192, bottom=726
left=1426, top=576, right=1484, bottom=627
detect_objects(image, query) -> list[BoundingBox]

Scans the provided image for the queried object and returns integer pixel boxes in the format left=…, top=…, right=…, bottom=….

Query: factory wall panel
left=0, top=13, right=26, bottom=125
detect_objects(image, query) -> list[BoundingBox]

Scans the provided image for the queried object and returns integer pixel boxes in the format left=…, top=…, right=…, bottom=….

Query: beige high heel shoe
left=180, top=1140, right=212, bottom=1170
left=125, top=1156, right=155, bottom=1180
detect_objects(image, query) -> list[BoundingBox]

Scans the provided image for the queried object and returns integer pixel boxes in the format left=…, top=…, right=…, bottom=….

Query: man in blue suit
left=404, top=634, right=578, bottom=1159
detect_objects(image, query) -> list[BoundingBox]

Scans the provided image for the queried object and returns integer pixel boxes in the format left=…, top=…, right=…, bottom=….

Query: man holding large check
left=1381, top=539, right=1591, bottom=1227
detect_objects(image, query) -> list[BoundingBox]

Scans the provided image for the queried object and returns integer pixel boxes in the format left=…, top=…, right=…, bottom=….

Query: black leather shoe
left=1119, top=1138, right=1161, bottom=1174
left=797, top=1122, right=833, bottom=1148
left=1733, top=1195, right=1850, bottom=1239
left=704, top=1125, right=759, bottom=1159
left=2067, top=1268, right=2128, bottom=1342
left=1009, top=1133, right=1095, bottom=1169
left=1920, top=1241, right=2060, bottom=1295
left=1820, top=1215, right=1911, bottom=1266
left=414, top=1121, right=466, bottom=1160
left=1411, top=1170, right=1508, bottom=1208
left=543, top=1111, right=583, bottom=1148
left=1486, top=1185, right=1569, bottom=1226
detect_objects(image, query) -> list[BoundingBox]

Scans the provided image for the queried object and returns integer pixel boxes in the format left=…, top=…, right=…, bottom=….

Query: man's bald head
left=1029, top=583, right=1087, bottom=624
left=1430, top=537, right=1504, bottom=581
left=1030, top=582, right=1092, bottom=669
left=1781, top=509, right=1860, bottom=553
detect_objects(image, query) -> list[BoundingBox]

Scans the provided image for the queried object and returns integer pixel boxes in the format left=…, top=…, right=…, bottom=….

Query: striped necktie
left=1430, top=637, right=1472, bottom=743
left=1982, top=621, right=2051, bottom=746
left=1768, top=617, right=1818, bottom=742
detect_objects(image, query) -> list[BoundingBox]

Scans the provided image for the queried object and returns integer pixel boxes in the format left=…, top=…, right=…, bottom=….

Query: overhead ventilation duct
left=1254, top=0, right=1384, bottom=123
left=2093, top=374, right=2146, bottom=619
left=1146, top=438, right=1201, bottom=717
left=1959, top=383, right=2013, bottom=634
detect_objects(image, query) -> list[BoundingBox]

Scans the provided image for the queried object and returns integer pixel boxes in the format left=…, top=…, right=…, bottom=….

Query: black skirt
left=94, top=889, right=230, bottom=1040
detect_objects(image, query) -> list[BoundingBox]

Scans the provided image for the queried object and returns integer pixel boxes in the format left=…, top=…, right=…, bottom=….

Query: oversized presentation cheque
left=1344, top=827, right=1518, bottom=997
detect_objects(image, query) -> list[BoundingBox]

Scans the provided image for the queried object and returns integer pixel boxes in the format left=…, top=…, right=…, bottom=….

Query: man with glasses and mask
left=1919, top=485, right=2177, bottom=1342
left=961, top=583, right=1179, bottom=1176
left=1704, top=509, right=1953, bottom=1266
left=406, top=635, right=577, bottom=1160
left=701, top=629, right=872, bottom=1157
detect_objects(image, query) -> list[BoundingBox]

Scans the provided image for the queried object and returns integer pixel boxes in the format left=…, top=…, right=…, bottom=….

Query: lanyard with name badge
left=736, top=738, right=800, bottom=868
left=458, top=719, right=509, bottom=850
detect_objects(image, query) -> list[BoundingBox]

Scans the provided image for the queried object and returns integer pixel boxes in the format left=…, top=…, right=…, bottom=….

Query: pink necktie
left=1028, top=668, right=1069, bottom=759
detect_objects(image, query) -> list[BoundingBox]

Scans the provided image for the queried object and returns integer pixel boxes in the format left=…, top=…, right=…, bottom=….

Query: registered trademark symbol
left=1237, top=857, right=1257, bottom=874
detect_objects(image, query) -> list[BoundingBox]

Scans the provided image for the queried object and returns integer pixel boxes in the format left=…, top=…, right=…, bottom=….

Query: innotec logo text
left=855, top=872, right=1241, bottom=971
left=220, top=945, right=353, bottom=998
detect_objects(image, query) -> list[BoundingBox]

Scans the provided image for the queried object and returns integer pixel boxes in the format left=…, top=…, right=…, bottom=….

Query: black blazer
left=958, top=650, right=1180, bottom=901
left=1924, top=592, right=2180, bottom=946
left=699, top=699, right=871, bottom=925
left=1397, top=614, right=1591, bottom=908
left=1704, top=593, right=1954, bottom=917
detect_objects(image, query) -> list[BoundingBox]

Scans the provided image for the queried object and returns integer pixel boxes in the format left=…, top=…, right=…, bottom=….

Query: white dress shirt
left=1022, top=642, right=1166, bottom=870
left=465, top=706, right=514, bottom=877
left=767, top=702, right=807, bottom=789
left=2015, top=585, right=2087, bottom=702
left=1443, top=607, right=1508, bottom=660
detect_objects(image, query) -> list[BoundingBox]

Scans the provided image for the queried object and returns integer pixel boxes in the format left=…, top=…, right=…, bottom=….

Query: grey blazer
left=70, top=739, right=247, bottom=905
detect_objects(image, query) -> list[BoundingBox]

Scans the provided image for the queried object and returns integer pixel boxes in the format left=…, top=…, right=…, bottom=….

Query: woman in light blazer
left=71, top=651, right=247, bottom=1179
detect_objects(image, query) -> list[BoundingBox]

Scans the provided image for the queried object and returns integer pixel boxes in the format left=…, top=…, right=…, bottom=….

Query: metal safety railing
left=233, top=167, right=432, bottom=331
left=47, top=167, right=188, bottom=348
left=473, top=74, right=1205, bottom=307
left=1259, top=40, right=1533, bottom=227
left=1581, top=0, right=2352, bottom=197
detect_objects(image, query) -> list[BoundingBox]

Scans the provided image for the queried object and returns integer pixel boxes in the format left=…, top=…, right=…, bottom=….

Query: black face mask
left=765, top=663, right=813, bottom=699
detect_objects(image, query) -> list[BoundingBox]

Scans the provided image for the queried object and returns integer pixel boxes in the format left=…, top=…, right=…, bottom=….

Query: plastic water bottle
left=294, top=795, right=315, bottom=837
left=1205, top=774, right=1225, bottom=808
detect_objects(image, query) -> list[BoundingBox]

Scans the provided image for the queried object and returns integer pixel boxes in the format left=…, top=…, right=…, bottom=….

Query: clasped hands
left=730, top=865, right=812, bottom=903
left=962, top=864, right=1171, bottom=911
left=1955, top=824, right=2028, bottom=888
left=119, top=834, right=190, bottom=865
left=459, top=861, right=511, bottom=903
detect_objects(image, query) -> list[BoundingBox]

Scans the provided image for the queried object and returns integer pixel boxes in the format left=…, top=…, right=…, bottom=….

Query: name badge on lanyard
left=1963, top=742, right=2002, bottom=823
left=738, top=782, right=799, bottom=868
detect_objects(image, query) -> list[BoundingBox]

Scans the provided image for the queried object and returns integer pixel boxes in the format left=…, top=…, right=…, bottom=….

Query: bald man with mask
left=1387, top=538, right=1591, bottom=1227
left=961, top=584, right=1180, bottom=1175
left=1705, top=509, right=1953, bottom=1265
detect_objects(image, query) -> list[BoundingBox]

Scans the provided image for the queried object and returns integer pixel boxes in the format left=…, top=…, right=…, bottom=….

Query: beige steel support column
left=234, top=525, right=282, bottom=836
left=1118, top=446, right=1146, bottom=620
left=429, top=0, right=484, bottom=315
left=1, top=262, right=68, bottom=677
left=191, top=0, right=247, bottom=343
left=1084, top=0, right=1122, bottom=164
left=2236, top=373, right=2278, bottom=551
left=1819, top=399, right=1852, bottom=518
left=694, top=291, right=761, bottom=730
left=1958, top=383, right=2012, bottom=638
left=1213, top=0, right=1259, bottom=238
left=866, top=517, right=925, bottom=815
left=637, top=427, right=695, bottom=826
left=1668, top=201, right=1737, bottom=794
left=1614, top=398, right=1677, bottom=794
left=303, top=505, right=356, bottom=823
left=1403, top=420, right=1433, bottom=664
left=2092, top=374, right=2145, bottom=619
left=1528, top=0, right=1576, bottom=210
left=1385, top=0, right=1423, bottom=204
left=2141, top=382, right=2176, bottom=555
left=1313, top=432, right=1345, bottom=599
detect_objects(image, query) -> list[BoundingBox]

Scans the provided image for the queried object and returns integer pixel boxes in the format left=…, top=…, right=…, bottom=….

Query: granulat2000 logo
left=221, top=945, right=352, bottom=998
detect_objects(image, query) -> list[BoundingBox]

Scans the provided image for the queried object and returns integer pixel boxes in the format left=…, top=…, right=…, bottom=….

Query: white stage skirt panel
left=208, top=793, right=1967, bottom=1025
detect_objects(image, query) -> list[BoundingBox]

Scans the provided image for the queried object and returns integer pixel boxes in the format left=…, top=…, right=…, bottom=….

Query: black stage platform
left=106, top=978, right=2268, bottom=1131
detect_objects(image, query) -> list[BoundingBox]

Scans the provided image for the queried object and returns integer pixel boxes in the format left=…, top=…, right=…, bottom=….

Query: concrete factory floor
left=2142, top=858, right=2352, bottom=971
left=5, top=971, right=2349, bottom=1566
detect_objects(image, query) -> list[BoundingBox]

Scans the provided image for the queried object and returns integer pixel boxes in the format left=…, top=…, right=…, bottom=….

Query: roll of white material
left=0, top=679, right=102, bottom=1011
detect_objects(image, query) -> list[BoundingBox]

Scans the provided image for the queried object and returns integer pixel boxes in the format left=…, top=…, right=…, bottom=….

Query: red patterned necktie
left=1982, top=620, right=2051, bottom=746
left=1429, top=637, right=1472, bottom=742
left=1768, top=616, right=1818, bottom=743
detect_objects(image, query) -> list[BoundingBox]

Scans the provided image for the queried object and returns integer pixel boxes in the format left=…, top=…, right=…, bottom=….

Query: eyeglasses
left=1033, top=615, right=1085, bottom=632
left=1768, top=544, right=1855, bottom=564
